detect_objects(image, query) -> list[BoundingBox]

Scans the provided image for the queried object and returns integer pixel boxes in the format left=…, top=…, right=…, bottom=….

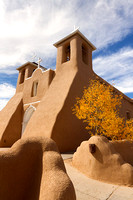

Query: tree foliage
left=72, top=79, right=133, bottom=140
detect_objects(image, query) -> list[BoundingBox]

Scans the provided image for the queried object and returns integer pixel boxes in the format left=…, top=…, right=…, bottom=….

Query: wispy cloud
left=0, top=83, right=15, bottom=98
left=0, top=83, right=15, bottom=110
left=0, top=0, right=133, bottom=72
left=116, top=77, right=133, bottom=93
left=93, top=47, right=133, bottom=93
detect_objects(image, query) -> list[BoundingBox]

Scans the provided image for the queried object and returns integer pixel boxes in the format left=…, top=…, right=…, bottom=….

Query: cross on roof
left=37, top=57, right=42, bottom=68
left=73, top=25, right=80, bottom=31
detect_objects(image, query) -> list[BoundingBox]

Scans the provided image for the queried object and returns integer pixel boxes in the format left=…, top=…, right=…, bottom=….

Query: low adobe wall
left=72, top=136, right=133, bottom=186
left=0, top=137, right=76, bottom=200
left=111, top=140, right=133, bottom=166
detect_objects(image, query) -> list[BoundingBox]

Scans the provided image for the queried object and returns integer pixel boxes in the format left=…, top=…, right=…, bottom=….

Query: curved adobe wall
left=0, top=137, right=76, bottom=200
left=73, top=136, right=133, bottom=186
left=111, top=140, right=133, bottom=166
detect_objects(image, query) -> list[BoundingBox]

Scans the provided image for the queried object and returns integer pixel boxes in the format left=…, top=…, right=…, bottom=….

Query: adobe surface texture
left=72, top=136, right=133, bottom=186
left=0, top=137, right=76, bottom=200
left=62, top=153, right=133, bottom=200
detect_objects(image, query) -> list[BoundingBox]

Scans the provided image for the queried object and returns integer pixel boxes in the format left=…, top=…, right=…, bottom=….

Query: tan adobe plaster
left=25, top=68, right=51, bottom=81
left=73, top=136, right=133, bottom=186
left=18, top=66, right=55, bottom=105
left=0, top=137, right=76, bottom=200
left=0, top=93, right=23, bottom=147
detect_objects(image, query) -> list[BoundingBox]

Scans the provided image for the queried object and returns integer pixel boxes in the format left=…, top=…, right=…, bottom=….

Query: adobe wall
left=23, top=68, right=55, bottom=105
left=0, top=93, right=23, bottom=147
left=111, top=140, right=133, bottom=166
left=17, top=65, right=55, bottom=119
left=16, top=64, right=37, bottom=93
left=0, top=137, right=76, bottom=200
left=120, top=97, right=133, bottom=119
left=22, top=51, right=95, bottom=152
left=21, top=34, right=95, bottom=152
left=73, top=136, right=133, bottom=186
left=16, top=65, right=55, bottom=106
left=0, top=64, right=55, bottom=147
left=51, top=65, right=96, bottom=152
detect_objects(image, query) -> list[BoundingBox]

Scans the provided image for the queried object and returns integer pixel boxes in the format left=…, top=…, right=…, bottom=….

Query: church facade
left=0, top=30, right=133, bottom=152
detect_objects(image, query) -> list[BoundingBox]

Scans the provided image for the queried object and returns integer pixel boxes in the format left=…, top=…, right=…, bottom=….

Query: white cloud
left=0, top=83, right=16, bottom=110
left=116, top=77, right=133, bottom=93
left=0, top=0, right=133, bottom=73
left=93, top=47, right=133, bottom=94
left=0, top=83, right=16, bottom=98
left=0, top=99, right=9, bottom=111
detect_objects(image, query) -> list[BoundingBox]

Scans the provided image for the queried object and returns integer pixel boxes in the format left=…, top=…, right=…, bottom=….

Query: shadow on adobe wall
left=0, top=137, right=76, bottom=200
left=51, top=67, right=96, bottom=152
left=73, top=135, right=133, bottom=186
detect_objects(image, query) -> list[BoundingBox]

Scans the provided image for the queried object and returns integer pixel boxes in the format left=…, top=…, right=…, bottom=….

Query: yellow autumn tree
left=72, top=79, right=133, bottom=140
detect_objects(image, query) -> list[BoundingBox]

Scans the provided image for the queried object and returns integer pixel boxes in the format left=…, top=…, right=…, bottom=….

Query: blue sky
left=0, top=0, right=133, bottom=110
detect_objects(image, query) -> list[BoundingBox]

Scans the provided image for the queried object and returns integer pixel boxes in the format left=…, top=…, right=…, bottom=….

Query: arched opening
left=62, top=43, right=71, bottom=63
left=21, top=105, right=36, bottom=135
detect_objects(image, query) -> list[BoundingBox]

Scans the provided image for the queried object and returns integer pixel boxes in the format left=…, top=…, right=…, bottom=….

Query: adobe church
left=0, top=30, right=133, bottom=152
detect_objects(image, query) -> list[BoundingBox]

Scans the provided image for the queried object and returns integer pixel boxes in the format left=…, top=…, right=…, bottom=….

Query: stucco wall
left=22, top=50, right=95, bottom=152
left=0, top=137, right=76, bottom=200
left=111, top=140, right=133, bottom=166
left=22, top=68, right=55, bottom=105
left=0, top=93, right=23, bottom=147
left=120, top=97, right=133, bottom=119
left=73, top=136, right=133, bottom=186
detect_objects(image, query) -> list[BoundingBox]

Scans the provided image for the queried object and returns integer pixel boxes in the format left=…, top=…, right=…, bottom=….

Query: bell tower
left=53, top=30, right=96, bottom=71
left=16, top=62, right=38, bottom=93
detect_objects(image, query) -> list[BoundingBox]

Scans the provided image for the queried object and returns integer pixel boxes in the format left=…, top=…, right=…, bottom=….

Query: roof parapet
left=53, top=30, right=96, bottom=51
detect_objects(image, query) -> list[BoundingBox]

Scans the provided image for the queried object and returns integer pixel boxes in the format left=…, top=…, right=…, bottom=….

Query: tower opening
left=82, top=44, right=88, bottom=65
left=62, top=44, right=71, bottom=63
left=27, top=67, right=37, bottom=78
left=19, top=69, right=25, bottom=84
